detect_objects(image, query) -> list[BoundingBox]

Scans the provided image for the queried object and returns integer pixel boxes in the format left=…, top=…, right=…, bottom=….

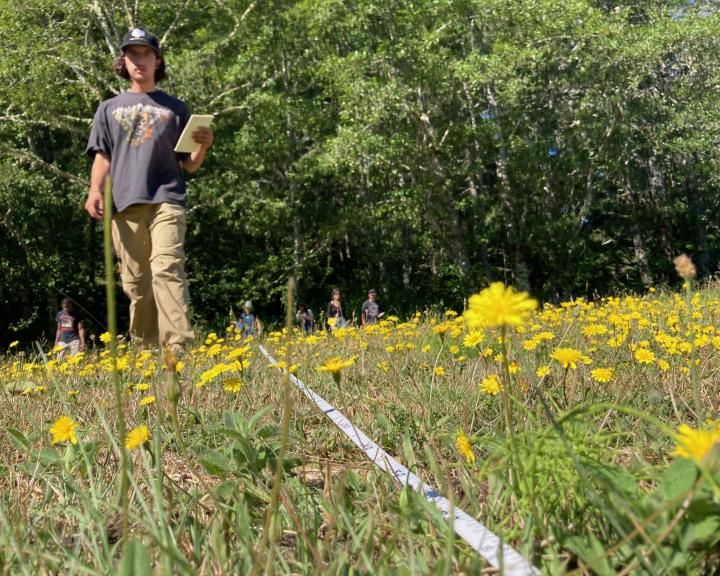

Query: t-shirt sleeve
left=86, top=103, right=112, bottom=158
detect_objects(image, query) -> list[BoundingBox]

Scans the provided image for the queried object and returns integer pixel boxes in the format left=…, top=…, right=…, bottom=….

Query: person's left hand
left=192, top=126, right=214, bottom=150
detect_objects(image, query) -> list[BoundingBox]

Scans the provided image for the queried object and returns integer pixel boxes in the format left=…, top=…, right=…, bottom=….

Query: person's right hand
left=85, top=189, right=104, bottom=220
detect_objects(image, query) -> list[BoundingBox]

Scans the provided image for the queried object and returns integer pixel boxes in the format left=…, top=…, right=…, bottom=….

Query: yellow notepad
left=174, top=114, right=214, bottom=153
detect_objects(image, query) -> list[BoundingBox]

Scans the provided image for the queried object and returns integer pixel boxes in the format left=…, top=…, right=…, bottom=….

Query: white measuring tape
left=259, top=346, right=539, bottom=575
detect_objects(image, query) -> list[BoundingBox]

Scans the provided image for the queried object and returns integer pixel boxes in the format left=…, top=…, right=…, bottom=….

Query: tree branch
left=0, top=143, right=86, bottom=187
left=90, top=0, right=119, bottom=57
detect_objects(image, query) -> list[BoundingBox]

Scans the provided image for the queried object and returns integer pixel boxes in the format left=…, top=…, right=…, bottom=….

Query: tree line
left=1, top=0, right=719, bottom=345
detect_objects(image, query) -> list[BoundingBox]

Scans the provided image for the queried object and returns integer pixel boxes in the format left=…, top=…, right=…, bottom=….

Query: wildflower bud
left=673, top=254, right=696, bottom=280
left=164, top=348, right=181, bottom=404
left=164, top=348, right=177, bottom=373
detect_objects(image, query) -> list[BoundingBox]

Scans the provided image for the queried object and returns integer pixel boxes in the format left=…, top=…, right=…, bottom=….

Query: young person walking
left=361, top=288, right=383, bottom=326
left=85, top=28, right=213, bottom=351
left=55, top=298, right=86, bottom=357
left=326, top=288, right=347, bottom=329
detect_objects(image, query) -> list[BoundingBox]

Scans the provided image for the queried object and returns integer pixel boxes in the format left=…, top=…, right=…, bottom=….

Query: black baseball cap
left=121, top=28, right=160, bottom=54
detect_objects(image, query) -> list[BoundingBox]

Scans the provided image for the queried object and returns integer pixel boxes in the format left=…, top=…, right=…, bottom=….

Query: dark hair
left=113, top=54, right=167, bottom=82
left=332, top=288, right=340, bottom=296
left=61, top=297, right=73, bottom=308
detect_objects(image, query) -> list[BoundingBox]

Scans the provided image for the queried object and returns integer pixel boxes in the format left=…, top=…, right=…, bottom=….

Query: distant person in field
left=361, top=288, right=383, bottom=326
left=326, top=288, right=348, bottom=328
left=55, top=298, right=86, bottom=357
left=236, top=301, right=263, bottom=338
left=296, top=303, right=315, bottom=334
left=84, top=28, right=213, bottom=353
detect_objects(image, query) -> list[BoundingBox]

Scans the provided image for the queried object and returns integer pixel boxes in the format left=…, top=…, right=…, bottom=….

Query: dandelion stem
left=103, top=178, right=129, bottom=544
left=255, top=277, right=296, bottom=575
left=164, top=349, right=185, bottom=452
left=685, top=282, right=702, bottom=422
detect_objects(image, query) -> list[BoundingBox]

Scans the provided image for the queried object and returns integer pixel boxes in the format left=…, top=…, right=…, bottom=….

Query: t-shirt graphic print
left=112, top=103, right=173, bottom=146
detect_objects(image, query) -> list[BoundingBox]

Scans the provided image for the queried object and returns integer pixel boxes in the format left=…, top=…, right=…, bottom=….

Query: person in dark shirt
left=326, top=288, right=347, bottom=328
left=296, top=304, right=315, bottom=334
left=84, top=28, right=213, bottom=352
left=55, top=298, right=86, bottom=357
left=361, top=288, right=383, bottom=326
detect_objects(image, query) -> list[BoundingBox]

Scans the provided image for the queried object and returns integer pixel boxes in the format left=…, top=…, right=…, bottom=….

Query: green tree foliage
left=1, top=0, right=720, bottom=343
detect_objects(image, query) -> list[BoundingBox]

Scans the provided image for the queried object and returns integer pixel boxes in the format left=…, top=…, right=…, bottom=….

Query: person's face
left=368, top=292, right=376, bottom=301
left=332, top=292, right=340, bottom=301
left=123, top=46, right=159, bottom=83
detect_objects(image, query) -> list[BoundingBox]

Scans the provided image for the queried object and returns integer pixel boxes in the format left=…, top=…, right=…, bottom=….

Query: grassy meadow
left=1, top=280, right=720, bottom=575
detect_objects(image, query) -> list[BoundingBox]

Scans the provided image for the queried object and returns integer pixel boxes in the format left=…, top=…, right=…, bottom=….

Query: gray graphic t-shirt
left=362, top=300, right=381, bottom=323
left=86, top=90, right=191, bottom=212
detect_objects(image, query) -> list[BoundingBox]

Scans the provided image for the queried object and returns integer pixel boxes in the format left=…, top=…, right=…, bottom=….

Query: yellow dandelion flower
left=480, top=374, right=502, bottom=395
left=434, top=366, right=446, bottom=376
left=456, top=430, right=475, bottom=464
left=206, top=343, right=223, bottom=358
left=582, top=324, right=609, bottom=337
left=634, top=348, right=655, bottom=364
left=317, top=356, right=356, bottom=383
left=590, top=367, right=615, bottom=383
left=125, top=425, right=151, bottom=450
left=432, top=322, right=454, bottom=335
left=550, top=347, right=584, bottom=369
left=139, top=395, right=156, bottom=406
left=464, top=282, right=537, bottom=329
left=99, top=332, right=113, bottom=343
left=536, top=365, right=550, bottom=378
left=9, top=340, right=19, bottom=348
left=135, top=383, right=150, bottom=392
left=658, top=359, right=670, bottom=371
left=223, top=378, right=243, bottom=393
left=671, top=424, right=720, bottom=464
left=523, top=338, right=540, bottom=351
left=49, top=416, right=78, bottom=445
left=463, top=331, right=484, bottom=348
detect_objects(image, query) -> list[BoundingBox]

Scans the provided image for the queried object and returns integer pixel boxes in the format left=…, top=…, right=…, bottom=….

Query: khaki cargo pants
left=111, top=202, right=194, bottom=350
